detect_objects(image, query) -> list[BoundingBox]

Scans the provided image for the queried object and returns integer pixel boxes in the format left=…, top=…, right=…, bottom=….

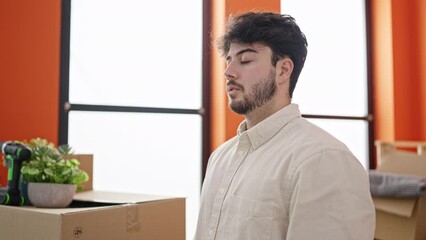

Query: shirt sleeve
left=286, top=149, right=375, bottom=240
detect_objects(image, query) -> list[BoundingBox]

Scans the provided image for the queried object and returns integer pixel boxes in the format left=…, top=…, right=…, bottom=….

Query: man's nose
left=224, top=62, right=238, bottom=80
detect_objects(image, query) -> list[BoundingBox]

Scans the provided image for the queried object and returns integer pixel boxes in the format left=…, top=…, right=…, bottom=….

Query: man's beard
left=228, top=69, right=277, bottom=115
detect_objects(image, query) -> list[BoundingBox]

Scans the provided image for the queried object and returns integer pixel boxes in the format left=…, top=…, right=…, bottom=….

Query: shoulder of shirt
left=284, top=118, right=366, bottom=182
left=287, top=117, right=356, bottom=161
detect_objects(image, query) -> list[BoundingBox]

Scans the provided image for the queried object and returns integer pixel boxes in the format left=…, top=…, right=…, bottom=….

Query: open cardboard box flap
left=74, top=190, right=177, bottom=204
left=374, top=151, right=426, bottom=217
left=373, top=197, right=417, bottom=217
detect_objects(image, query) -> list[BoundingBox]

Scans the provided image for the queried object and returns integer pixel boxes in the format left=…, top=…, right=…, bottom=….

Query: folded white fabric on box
left=369, top=170, right=426, bottom=198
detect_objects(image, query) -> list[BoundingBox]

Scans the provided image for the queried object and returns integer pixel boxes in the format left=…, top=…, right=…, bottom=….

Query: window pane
left=281, top=0, right=367, bottom=116
left=69, top=0, right=202, bottom=108
left=68, top=111, right=201, bottom=239
left=307, top=118, right=369, bottom=169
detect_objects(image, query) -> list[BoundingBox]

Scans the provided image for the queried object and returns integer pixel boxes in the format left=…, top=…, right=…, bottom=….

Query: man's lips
left=226, top=80, right=244, bottom=94
left=227, top=85, right=240, bottom=93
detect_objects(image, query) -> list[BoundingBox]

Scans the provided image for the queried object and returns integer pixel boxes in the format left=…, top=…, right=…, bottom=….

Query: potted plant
left=20, top=138, right=89, bottom=208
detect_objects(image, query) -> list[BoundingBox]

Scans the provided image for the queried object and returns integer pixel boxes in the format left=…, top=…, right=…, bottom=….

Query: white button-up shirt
left=194, top=104, right=375, bottom=240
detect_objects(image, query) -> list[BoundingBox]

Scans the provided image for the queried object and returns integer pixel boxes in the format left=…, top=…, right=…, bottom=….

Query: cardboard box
left=0, top=191, right=185, bottom=240
left=0, top=155, right=186, bottom=239
left=373, top=150, right=426, bottom=240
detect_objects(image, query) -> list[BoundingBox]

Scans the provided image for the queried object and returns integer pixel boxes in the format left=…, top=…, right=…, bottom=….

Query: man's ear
left=276, top=57, right=294, bottom=84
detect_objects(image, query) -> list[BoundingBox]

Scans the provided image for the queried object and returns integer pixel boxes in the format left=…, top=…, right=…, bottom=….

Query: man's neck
left=244, top=99, right=291, bottom=129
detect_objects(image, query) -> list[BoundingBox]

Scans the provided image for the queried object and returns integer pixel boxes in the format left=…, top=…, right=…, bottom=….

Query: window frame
left=58, top=0, right=211, bottom=174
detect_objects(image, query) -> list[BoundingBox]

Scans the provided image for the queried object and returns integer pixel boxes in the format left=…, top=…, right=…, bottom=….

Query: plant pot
left=27, top=182, right=77, bottom=208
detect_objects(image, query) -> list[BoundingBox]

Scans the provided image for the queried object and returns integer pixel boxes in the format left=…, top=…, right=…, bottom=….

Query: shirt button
left=219, top=188, right=225, bottom=194
left=209, top=230, right=214, bottom=236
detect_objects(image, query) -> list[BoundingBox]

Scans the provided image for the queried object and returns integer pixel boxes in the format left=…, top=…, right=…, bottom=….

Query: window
left=281, top=0, right=373, bottom=168
left=60, top=1, right=204, bottom=238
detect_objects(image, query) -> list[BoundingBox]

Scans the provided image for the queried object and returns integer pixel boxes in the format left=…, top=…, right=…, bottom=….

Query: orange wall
left=420, top=0, right=426, bottom=136
left=391, top=0, right=424, bottom=140
left=0, top=0, right=61, bottom=186
left=373, top=0, right=426, bottom=142
left=210, top=0, right=280, bottom=151
left=371, top=0, right=395, bottom=141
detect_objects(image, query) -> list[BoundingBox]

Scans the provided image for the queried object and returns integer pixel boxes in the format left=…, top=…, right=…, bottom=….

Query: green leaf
left=28, top=169, right=40, bottom=175
left=44, top=168, right=54, bottom=176
left=62, top=168, right=71, bottom=176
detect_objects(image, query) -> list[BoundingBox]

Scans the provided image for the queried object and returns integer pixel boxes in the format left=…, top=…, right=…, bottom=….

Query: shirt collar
left=237, top=103, right=301, bottom=150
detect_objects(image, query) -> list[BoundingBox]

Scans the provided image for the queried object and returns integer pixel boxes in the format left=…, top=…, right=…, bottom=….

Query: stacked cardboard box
left=373, top=150, right=426, bottom=240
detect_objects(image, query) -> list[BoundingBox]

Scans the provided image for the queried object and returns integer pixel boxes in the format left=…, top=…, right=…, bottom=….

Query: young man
left=194, top=12, right=375, bottom=240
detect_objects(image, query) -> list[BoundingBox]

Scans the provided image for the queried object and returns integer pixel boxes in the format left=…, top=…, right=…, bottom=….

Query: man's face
left=225, top=42, right=277, bottom=115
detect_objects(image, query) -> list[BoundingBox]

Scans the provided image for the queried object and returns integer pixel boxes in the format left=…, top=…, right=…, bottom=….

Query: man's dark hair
left=217, top=12, right=308, bottom=98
